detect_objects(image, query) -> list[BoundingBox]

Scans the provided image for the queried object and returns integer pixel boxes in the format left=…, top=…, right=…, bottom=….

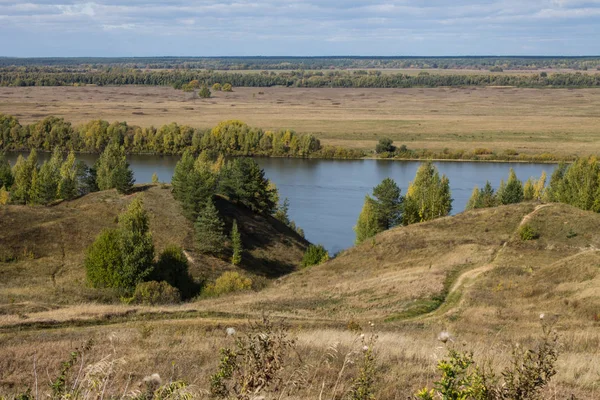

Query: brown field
left=1, top=85, right=600, bottom=157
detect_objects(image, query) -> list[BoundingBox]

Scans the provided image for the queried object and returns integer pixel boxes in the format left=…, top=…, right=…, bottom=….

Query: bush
left=301, top=244, right=329, bottom=267
left=150, top=245, right=198, bottom=299
left=203, top=271, right=252, bottom=297
left=222, top=83, right=233, bottom=92
left=375, top=137, right=395, bottom=154
left=132, top=281, right=181, bottom=305
left=519, top=224, right=540, bottom=241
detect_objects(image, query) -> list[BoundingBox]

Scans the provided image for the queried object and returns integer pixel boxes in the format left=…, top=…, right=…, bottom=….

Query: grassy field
left=2, top=192, right=600, bottom=398
left=1, top=86, right=600, bottom=157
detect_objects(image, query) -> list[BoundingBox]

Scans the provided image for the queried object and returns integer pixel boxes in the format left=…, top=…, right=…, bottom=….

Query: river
left=5, top=153, right=556, bottom=254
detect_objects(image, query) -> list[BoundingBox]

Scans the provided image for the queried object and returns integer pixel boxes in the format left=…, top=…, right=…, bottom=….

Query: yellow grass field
left=1, top=85, right=600, bottom=157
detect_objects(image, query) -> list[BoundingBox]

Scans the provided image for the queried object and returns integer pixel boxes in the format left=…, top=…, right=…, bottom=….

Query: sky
left=1, top=0, right=600, bottom=57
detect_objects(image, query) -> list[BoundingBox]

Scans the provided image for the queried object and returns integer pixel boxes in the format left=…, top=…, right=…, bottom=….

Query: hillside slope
left=0, top=185, right=308, bottom=309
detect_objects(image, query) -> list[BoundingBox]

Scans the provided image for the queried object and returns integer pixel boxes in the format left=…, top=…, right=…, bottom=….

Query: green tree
left=465, top=187, right=482, bottom=211
left=375, top=137, right=395, bottom=154
left=195, top=199, right=226, bottom=254
left=172, top=149, right=195, bottom=201
left=58, top=150, right=79, bottom=200
left=0, top=153, right=14, bottom=190
left=85, top=198, right=155, bottom=292
left=403, top=162, right=452, bottom=225
left=150, top=245, right=197, bottom=299
left=218, top=158, right=277, bottom=214
left=523, top=178, right=535, bottom=201
left=181, top=156, right=217, bottom=219
left=371, top=177, right=403, bottom=229
left=498, top=168, right=524, bottom=205
left=11, top=150, right=38, bottom=204
left=29, top=147, right=62, bottom=205
left=354, top=196, right=381, bottom=244
left=96, top=141, right=134, bottom=194
left=199, top=85, right=211, bottom=98
left=479, top=181, right=496, bottom=208
left=231, top=220, right=242, bottom=265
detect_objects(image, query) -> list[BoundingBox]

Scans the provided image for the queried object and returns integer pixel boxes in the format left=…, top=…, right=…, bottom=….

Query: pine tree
left=523, top=178, right=535, bottom=201
left=30, top=147, right=62, bottom=205
left=466, top=187, right=482, bottom=210
left=172, top=149, right=195, bottom=201
left=0, top=154, right=14, bottom=189
left=354, top=196, right=381, bottom=244
left=371, top=177, right=403, bottom=229
left=231, top=220, right=242, bottom=265
left=499, top=168, right=524, bottom=205
left=479, top=181, right=496, bottom=208
left=195, top=199, right=226, bottom=254
left=403, top=162, right=452, bottom=225
left=218, top=158, right=277, bottom=214
left=533, top=171, right=547, bottom=200
left=58, top=150, right=78, bottom=200
left=11, top=150, right=38, bottom=204
left=96, top=141, right=134, bottom=193
left=182, top=159, right=217, bottom=219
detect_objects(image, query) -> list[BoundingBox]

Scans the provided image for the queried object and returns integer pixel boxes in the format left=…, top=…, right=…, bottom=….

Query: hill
left=0, top=185, right=308, bottom=310
left=1, top=201, right=599, bottom=398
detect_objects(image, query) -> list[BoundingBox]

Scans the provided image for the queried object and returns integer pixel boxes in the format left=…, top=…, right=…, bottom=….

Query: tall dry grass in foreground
left=1, top=316, right=568, bottom=400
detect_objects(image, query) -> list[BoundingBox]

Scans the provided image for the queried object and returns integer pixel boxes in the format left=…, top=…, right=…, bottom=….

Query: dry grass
left=2, top=201, right=600, bottom=398
left=1, top=86, right=600, bottom=156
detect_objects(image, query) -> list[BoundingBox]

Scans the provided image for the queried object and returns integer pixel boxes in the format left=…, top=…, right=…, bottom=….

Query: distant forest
left=1, top=56, right=600, bottom=70
left=1, top=68, right=600, bottom=89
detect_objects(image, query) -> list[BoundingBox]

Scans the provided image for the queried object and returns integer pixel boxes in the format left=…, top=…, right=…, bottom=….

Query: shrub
left=132, top=281, right=181, bottom=305
left=85, top=229, right=123, bottom=289
left=212, top=83, right=222, bottom=91
left=222, top=83, right=233, bottom=92
left=150, top=245, right=198, bottom=299
left=199, top=85, right=211, bottom=98
left=203, top=271, right=252, bottom=297
left=519, top=224, right=539, bottom=241
left=375, top=137, right=395, bottom=154
left=301, top=244, right=329, bottom=267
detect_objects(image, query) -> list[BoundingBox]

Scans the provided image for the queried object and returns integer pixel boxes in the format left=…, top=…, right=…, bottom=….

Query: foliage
left=417, top=322, right=559, bottom=400
left=30, top=147, right=62, bottom=205
left=85, top=198, right=154, bottom=292
left=231, top=220, right=243, bottom=265
left=222, top=83, right=233, bottom=92
left=152, top=172, right=159, bottom=184
left=218, top=157, right=277, bottom=214
left=519, top=224, right=540, bottom=241
left=194, top=200, right=226, bottom=254
left=0, top=185, right=9, bottom=205
left=371, top=177, right=403, bottom=229
left=212, top=83, right=222, bottom=91
left=132, top=281, right=181, bottom=305
left=354, top=196, right=381, bottom=244
left=95, top=140, right=134, bottom=194
left=349, top=335, right=378, bottom=400
left=498, top=168, right=524, bottom=205
left=403, top=162, right=452, bottom=225
left=10, top=150, right=37, bottom=204
left=375, top=137, right=395, bottom=154
left=546, top=157, right=600, bottom=211
left=0, top=153, right=13, bottom=189
left=150, top=245, right=198, bottom=299
left=203, top=271, right=252, bottom=297
left=199, top=85, right=211, bottom=98
left=274, top=198, right=305, bottom=237
left=466, top=187, right=482, bottom=211
left=209, top=316, right=296, bottom=399
left=58, top=150, right=79, bottom=200
left=301, top=244, right=329, bottom=267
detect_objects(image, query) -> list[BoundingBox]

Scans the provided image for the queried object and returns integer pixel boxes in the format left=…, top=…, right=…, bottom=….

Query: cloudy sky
left=1, top=0, right=599, bottom=57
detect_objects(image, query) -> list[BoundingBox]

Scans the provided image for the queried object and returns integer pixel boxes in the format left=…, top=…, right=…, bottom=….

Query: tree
left=58, top=150, right=79, bottom=200
left=150, top=245, right=197, bottom=299
left=96, top=141, right=134, bottom=193
left=465, top=187, right=482, bottom=210
left=375, top=138, right=395, bottom=154
left=354, top=196, right=381, bottom=244
left=0, top=153, right=13, bottom=189
left=403, top=162, right=452, bottom=225
left=371, top=177, right=403, bottom=229
left=29, top=148, right=62, bottom=205
left=151, top=172, right=159, bottom=184
left=199, top=85, right=211, bottom=98
left=523, top=178, right=535, bottom=201
left=231, top=220, right=242, bottom=265
left=479, top=181, right=496, bottom=208
left=195, top=199, right=226, bottom=254
left=85, top=198, right=155, bottom=292
left=498, top=168, right=524, bottom=205
left=0, top=185, right=9, bottom=205
left=301, top=244, right=329, bottom=267
left=218, top=158, right=277, bottom=214
left=222, top=83, right=233, bottom=92
left=11, top=150, right=38, bottom=204
left=172, top=149, right=195, bottom=201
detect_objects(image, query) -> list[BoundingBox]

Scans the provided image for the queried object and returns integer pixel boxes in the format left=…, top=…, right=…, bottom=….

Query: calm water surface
left=6, top=153, right=556, bottom=254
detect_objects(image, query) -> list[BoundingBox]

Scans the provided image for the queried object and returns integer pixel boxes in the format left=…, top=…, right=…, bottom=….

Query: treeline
left=1, top=56, right=600, bottom=70
left=2, top=68, right=600, bottom=88
left=0, top=114, right=364, bottom=159
left=0, top=142, right=134, bottom=205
